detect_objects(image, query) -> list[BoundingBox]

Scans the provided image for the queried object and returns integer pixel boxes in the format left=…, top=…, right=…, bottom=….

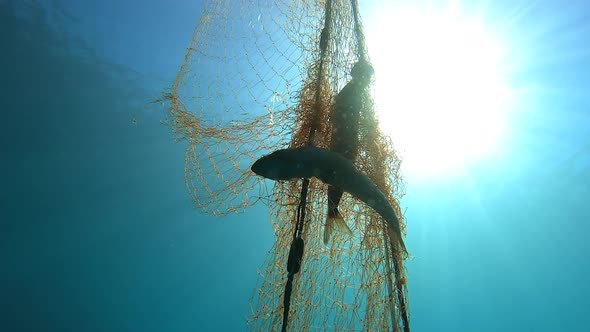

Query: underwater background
left=2, top=0, right=589, bottom=331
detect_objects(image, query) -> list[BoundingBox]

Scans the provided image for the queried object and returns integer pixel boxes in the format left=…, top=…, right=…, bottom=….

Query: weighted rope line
left=282, top=1, right=333, bottom=331
left=350, top=1, right=410, bottom=330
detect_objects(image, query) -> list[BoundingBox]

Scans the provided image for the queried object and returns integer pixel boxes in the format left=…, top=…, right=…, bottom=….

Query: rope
left=350, top=0, right=367, bottom=62
left=350, top=1, right=411, bottom=330
left=281, top=1, right=333, bottom=331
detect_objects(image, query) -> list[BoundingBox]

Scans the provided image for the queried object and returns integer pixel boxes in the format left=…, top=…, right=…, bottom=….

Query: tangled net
left=163, top=0, right=410, bottom=330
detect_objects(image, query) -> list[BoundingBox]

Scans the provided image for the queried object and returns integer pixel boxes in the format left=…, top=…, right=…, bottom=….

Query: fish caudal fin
left=388, top=227, right=408, bottom=258
left=324, top=208, right=353, bottom=245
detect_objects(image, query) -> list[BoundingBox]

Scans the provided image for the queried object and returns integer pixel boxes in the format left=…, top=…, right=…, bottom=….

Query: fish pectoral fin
left=323, top=212, right=353, bottom=245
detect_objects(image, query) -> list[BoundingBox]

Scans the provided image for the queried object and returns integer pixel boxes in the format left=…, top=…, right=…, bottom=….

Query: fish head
left=251, top=149, right=302, bottom=181
left=351, top=60, right=374, bottom=85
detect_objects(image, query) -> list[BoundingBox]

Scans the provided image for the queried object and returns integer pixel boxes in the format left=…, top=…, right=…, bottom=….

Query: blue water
left=2, top=1, right=589, bottom=331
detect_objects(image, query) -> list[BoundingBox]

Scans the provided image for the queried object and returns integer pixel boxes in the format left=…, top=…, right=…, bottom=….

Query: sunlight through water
left=364, top=4, right=513, bottom=179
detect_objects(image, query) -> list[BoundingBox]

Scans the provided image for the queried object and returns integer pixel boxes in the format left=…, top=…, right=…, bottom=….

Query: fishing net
left=163, top=0, right=410, bottom=330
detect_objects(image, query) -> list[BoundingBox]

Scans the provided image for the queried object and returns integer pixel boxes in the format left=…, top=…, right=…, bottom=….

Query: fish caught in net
left=162, top=0, right=410, bottom=330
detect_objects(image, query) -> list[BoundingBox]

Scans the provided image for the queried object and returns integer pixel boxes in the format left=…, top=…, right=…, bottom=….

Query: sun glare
left=364, top=5, right=511, bottom=179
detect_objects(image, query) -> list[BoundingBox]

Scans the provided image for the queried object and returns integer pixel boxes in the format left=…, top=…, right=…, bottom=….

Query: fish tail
left=324, top=207, right=353, bottom=245
left=398, top=236, right=408, bottom=257
left=388, top=227, right=409, bottom=257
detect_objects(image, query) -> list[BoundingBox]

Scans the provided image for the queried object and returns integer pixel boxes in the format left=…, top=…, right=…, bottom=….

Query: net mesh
left=163, top=0, right=410, bottom=330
